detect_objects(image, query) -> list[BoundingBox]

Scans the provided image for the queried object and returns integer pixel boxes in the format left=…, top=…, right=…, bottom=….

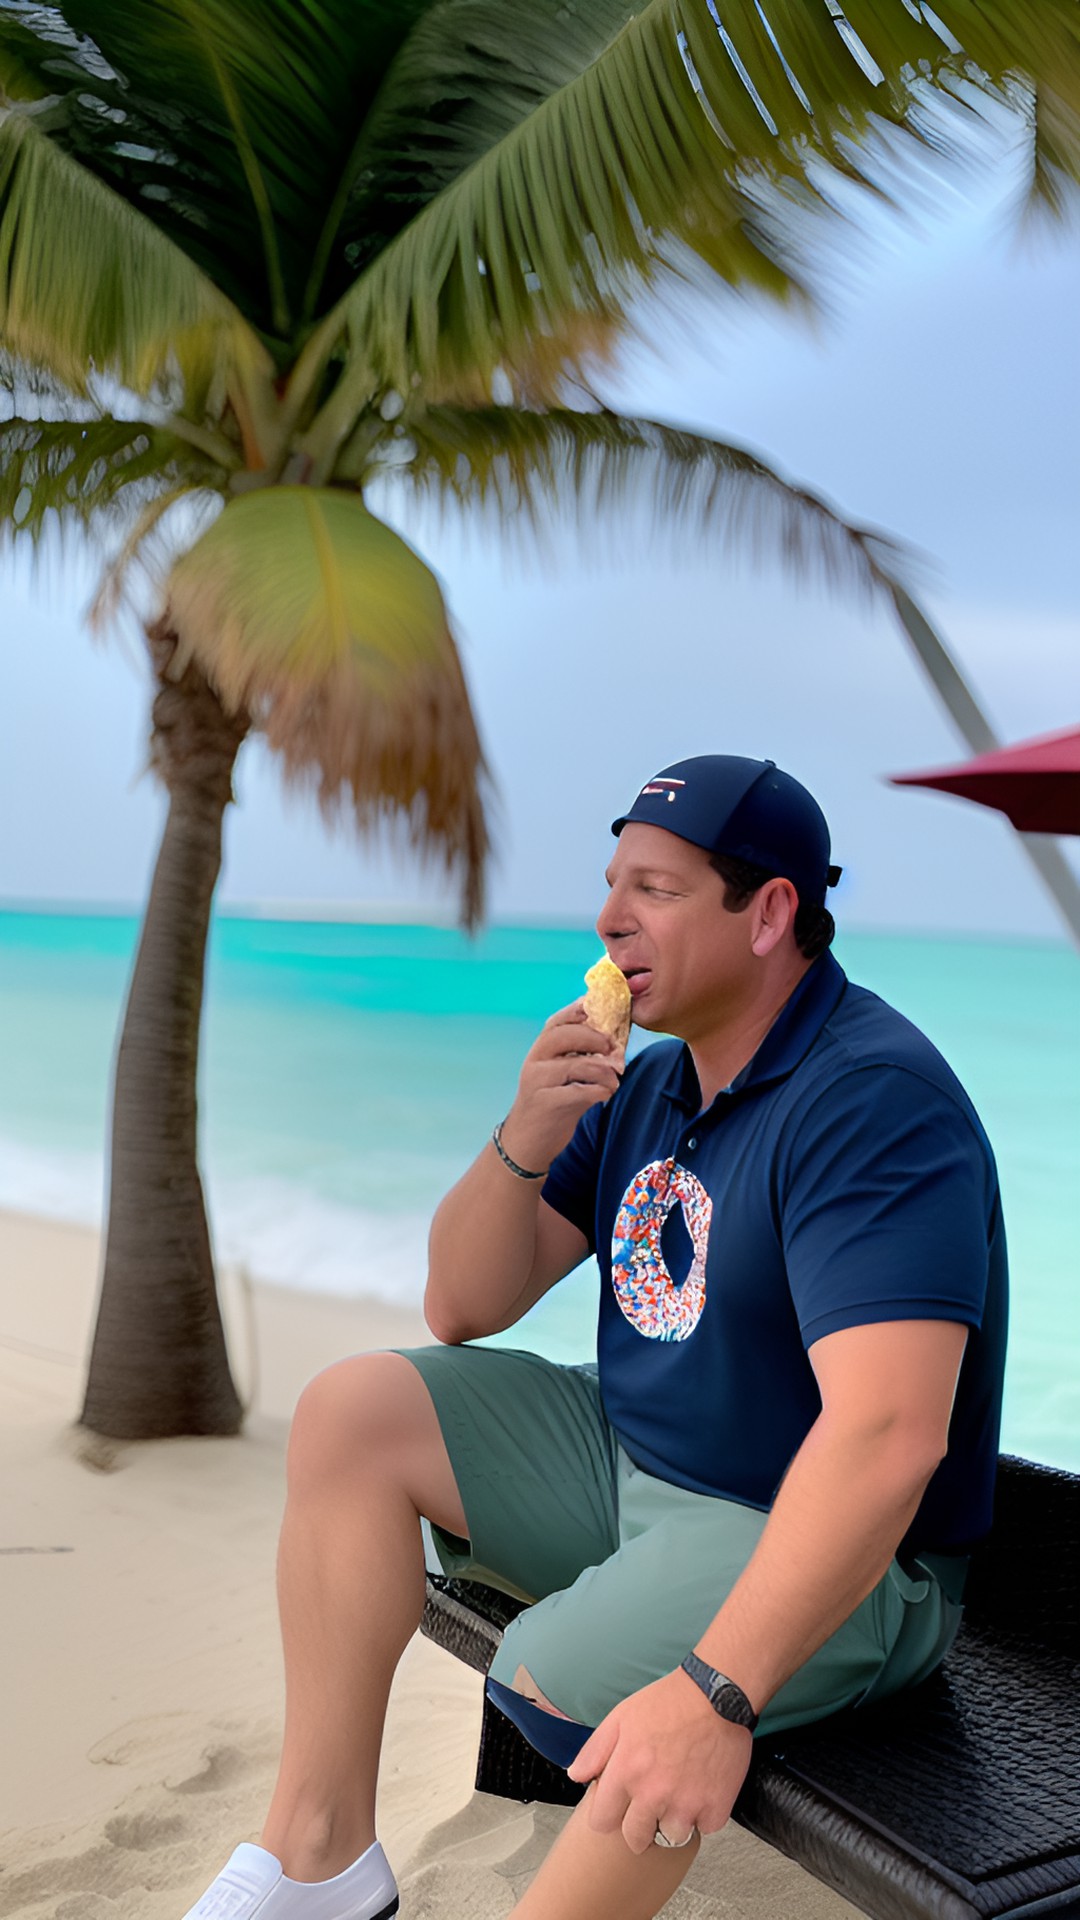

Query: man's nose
left=596, top=889, right=632, bottom=942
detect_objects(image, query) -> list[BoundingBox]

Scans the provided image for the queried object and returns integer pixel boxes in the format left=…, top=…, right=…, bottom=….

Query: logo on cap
left=640, top=778, right=685, bottom=805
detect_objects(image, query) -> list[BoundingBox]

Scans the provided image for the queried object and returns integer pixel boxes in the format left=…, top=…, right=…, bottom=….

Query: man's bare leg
left=257, top=1352, right=468, bottom=1883
left=511, top=1786, right=701, bottom=1919
left=237, top=1351, right=697, bottom=1919
left=499, top=1683, right=701, bottom=1920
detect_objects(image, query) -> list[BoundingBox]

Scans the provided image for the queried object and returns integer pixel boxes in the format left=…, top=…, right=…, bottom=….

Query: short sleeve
left=541, top=1099, right=606, bottom=1247
left=780, top=1065, right=994, bottom=1349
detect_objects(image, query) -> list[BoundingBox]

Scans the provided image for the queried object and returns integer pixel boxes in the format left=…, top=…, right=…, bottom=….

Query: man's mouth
left=623, top=968, right=652, bottom=997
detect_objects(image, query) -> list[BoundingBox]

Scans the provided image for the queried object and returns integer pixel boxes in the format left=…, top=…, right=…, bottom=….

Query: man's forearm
left=424, top=1000, right=618, bottom=1345
left=690, top=1413, right=943, bottom=1714
left=425, top=1139, right=545, bottom=1343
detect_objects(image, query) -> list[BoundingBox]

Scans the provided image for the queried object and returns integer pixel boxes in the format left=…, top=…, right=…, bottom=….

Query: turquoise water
left=1, top=908, right=1077, bottom=1469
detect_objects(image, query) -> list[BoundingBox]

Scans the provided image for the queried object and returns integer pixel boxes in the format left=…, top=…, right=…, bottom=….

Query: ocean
left=1, top=908, right=1077, bottom=1470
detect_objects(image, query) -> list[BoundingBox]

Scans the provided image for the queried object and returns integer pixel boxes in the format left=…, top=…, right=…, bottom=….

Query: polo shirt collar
left=733, top=949, right=848, bottom=1090
left=662, top=950, right=849, bottom=1113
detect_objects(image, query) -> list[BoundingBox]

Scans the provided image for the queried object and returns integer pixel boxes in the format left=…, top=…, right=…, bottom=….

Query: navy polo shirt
left=542, top=951, right=1008, bottom=1556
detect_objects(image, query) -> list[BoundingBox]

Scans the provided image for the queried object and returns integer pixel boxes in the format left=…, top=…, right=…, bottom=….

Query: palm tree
left=1, top=0, right=1077, bottom=1440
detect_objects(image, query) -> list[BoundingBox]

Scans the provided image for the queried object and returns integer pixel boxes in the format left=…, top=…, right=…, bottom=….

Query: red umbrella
left=890, top=725, right=1080, bottom=836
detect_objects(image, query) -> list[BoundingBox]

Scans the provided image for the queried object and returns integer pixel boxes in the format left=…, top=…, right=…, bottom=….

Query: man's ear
left=750, top=878, right=799, bottom=957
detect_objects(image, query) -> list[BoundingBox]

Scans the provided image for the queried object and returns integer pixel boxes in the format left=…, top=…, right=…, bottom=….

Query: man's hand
left=566, top=1669, right=752, bottom=1855
left=500, top=1000, right=625, bottom=1175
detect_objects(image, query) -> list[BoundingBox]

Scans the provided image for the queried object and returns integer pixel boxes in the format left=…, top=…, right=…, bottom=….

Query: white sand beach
left=0, top=1208, right=858, bottom=1919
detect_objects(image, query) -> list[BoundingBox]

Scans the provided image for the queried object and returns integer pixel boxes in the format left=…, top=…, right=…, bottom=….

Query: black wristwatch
left=680, top=1652, right=758, bottom=1730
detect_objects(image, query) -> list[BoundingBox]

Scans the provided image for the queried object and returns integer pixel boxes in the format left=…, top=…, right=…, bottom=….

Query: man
left=185, top=754, right=1007, bottom=1920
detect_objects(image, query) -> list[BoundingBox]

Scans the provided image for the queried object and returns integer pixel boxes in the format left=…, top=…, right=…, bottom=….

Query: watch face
left=681, top=1653, right=757, bottom=1729
left=713, top=1681, right=754, bottom=1727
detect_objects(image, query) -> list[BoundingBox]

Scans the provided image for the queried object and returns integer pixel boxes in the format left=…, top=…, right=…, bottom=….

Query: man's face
left=595, top=822, right=757, bottom=1040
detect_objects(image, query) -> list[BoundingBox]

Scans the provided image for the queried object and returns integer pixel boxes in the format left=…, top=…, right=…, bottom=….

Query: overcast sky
left=2, top=146, right=1078, bottom=940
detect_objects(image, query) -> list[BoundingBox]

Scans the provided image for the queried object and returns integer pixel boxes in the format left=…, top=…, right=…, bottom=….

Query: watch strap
left=680, top=1652, right=758, bottom=1730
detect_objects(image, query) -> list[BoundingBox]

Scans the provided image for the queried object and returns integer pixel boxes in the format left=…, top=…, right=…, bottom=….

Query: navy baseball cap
left=612, top=756, right=842, bottom=906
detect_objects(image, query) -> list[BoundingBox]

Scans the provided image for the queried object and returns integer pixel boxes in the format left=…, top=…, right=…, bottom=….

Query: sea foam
left=0, top=1135, right=432, bottom=1306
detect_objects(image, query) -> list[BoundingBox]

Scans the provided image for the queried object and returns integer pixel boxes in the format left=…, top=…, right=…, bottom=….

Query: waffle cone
left=583, top=955, right=632, bottom=1047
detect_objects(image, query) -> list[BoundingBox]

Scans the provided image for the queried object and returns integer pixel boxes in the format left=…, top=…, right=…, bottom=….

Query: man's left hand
left=566, top=1668, right=753, bottom=1854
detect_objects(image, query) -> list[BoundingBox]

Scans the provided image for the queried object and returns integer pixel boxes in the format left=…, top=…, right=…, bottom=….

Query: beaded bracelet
left=492, top=1120, right=547, bottom=1181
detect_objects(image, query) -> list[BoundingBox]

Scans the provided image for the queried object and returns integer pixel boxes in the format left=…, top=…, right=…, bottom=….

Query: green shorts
left=396, top=1342, right=965, bottom=1739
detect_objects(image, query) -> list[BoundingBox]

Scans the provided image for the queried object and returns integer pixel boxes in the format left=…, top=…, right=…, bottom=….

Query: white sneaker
left=183, top=1841, right=399, bottom=1920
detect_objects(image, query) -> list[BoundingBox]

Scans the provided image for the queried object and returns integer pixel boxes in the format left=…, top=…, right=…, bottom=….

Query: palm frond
left=0, top=413, right=223, bottom=543
left=1025, top=81, right=1080, bottom=221
left=25, top=1, right=639, bottom=336
left=166, top=485, right=489, bottom=925
left=0, top=110, right=270, bottom=401
left=89, top=480, right=218, bottom=629
left=177, top=12, right=290, bottom=336
left=0, top=348, right=86, bottom=412
left=316, top=0, right=640, bottom=302
left=3, top=0, right=433, bottom=338
left=324, top=0, right=1080, bottom=401
left=385, top=402, right=914, bottom=602
left=0, top=10, right=60, bottom=102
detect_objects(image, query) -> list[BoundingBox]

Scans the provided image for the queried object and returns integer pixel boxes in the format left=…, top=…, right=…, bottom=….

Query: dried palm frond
left=166, top=485, right=489, bottom=924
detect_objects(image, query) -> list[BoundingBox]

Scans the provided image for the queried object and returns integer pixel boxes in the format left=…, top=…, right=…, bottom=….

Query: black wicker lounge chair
left=420, top=1455, right=1080, bottom=1919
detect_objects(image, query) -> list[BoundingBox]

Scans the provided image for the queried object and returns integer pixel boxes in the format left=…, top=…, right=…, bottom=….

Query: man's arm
left=689, top=1316, right=968, bottom=1701
left=569, top=1316, right=968, bottom=1852
left=425, top=1000, right=621, bottom=1344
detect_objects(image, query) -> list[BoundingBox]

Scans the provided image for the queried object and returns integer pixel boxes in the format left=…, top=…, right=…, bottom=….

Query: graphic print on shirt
left=610, top=1158, right=713, bottom=1341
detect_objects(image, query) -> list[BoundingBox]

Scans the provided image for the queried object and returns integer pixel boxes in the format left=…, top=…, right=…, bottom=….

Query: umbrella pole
left=888, top=587, right=1080, bottom=951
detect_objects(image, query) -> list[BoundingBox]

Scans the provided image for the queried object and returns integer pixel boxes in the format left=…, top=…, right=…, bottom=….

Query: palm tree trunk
left=80, top=620, right=250, bottom=1439
left=889, top=588, right=1080, bottom=951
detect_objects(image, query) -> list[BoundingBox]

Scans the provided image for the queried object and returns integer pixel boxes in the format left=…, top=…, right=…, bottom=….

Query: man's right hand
left=499, top=1000, right=625, bottom=1175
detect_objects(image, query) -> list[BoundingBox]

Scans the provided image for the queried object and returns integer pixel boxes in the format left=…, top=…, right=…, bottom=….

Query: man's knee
left=287, top=1351, right=468, bottom=1537
left=288, top=1351, right=419, bottom=1491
